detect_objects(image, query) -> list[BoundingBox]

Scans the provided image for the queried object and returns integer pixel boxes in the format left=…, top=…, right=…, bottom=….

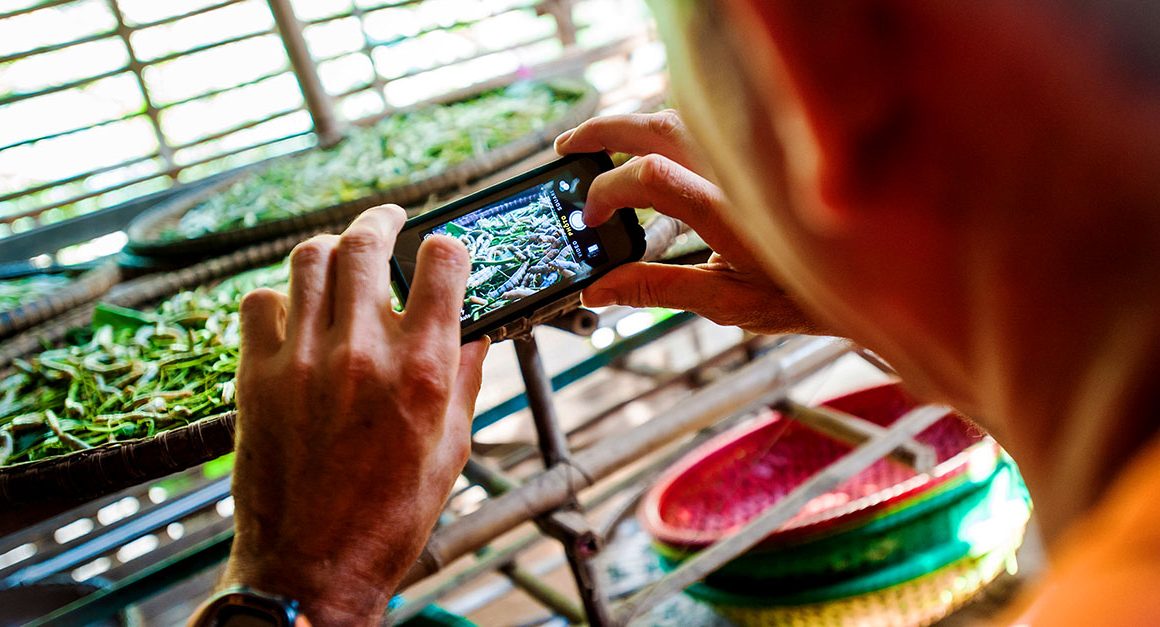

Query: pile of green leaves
left=0, top=274, right=73, bottom=312
left=167, top=81, right=587, bottom=241
left=0, top=263, right=289, bottom=466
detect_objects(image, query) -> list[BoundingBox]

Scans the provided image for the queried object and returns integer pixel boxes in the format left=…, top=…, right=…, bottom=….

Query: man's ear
left=720, top=0, right=926, bottom=233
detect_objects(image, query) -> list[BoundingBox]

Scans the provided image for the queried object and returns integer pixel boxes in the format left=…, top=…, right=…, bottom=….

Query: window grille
left=0, top=0, right=663, bottom=247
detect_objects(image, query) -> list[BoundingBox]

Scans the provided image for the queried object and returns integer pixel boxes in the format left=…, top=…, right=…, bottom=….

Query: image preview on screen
left=427, top=178, right=609, bottom=323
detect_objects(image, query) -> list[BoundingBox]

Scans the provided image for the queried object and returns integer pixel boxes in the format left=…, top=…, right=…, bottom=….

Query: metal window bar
left=140, top=29, right=276, bottom=67
left=0, top=154, right=160, bottom=206
left=170, top=106, right=304, bottom=152
left=0, top=111, right=141, bottom=154
left=155, top=68, right=293, bottom=111
left=0, top=29, right=119, bottom=65
left=385, top=34, right=562, bottom=85
left=303, top=0, right=432, bottom=25
left=128, top=0, right=249, bottom=31
left=0, top=68, right=128, bottom=108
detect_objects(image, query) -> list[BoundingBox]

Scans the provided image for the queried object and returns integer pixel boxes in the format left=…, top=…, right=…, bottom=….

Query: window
left=0, top=0, right=661, bottom=248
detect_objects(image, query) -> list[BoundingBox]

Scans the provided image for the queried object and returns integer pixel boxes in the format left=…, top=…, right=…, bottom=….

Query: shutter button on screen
left=568, top=210, right=587, bottom=231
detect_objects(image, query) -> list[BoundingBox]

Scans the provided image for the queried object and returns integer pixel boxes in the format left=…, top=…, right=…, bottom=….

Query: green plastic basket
left=396, top=606, right=476, bottom=627
left=656, top=454, right=1028, bottom=589
left=689, top=543, right=1021, bottom=627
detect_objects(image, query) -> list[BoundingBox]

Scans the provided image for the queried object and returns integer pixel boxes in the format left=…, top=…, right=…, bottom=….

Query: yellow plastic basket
left=690, top=539, right=1022, bottom=627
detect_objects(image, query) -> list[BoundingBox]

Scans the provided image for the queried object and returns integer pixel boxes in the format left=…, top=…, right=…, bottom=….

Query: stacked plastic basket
left=640, top=384, right=1031, bottom=626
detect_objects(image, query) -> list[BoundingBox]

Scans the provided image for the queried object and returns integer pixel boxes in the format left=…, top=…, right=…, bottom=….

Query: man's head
left=648, top=0, right=1160, bottom=431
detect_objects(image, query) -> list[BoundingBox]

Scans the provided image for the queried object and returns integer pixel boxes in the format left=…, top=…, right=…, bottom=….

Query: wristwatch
left=191, top=586, right=302, bottom=627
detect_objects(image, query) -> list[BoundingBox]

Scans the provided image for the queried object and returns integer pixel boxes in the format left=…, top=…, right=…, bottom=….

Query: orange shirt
left=1006, top=438, right=1160, bottom=625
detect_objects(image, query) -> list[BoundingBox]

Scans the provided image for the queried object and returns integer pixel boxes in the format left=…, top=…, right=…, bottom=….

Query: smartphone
left=391, top=152, right=645, bottom=342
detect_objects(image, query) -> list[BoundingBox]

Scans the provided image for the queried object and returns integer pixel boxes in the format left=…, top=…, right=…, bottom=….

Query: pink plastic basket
left=640, top=383, right=996, bottom=550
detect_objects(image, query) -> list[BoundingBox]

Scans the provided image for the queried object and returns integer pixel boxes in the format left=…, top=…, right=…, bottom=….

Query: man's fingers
left=440, top=337, right=490, bottom=468
left=555, top=110, right=705, bottom=173
left=400, top=235, right=471, bottom=337
left=333, top=205, right=406, bottom=329
left=287, top=234, right=339, bottom=340
left=239, top=288, right=288, bottom=357
left=584, top=155, right=748, bottom=260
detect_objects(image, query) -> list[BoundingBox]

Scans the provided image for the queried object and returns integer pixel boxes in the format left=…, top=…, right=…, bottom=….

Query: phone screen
left=393, top=153, right=643, bottom=341
left=426, top=177, right=608, bottom=324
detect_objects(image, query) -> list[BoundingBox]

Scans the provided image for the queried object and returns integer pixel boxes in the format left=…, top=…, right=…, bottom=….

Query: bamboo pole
left=493, top=335, right=773, bottom=471
left=642, top=215, right=689, bottom=261
left=779, top=400, right=938, bottom=472
left=499, top=563, right=587, bottom=624
left=388, top=406, right=762, bottom=623
left=613, top=403, right=953, bottom=624
left=461, top=459, right=597, bottom=553
left=513, top=332, right=612, bottom=625
left=266, top=0, right=343, bottom=146
left=545, top=307, right=599, bottom=336
left=387, top=532, right=544, bottom=624
left=399, top=336, right=850, bottom=588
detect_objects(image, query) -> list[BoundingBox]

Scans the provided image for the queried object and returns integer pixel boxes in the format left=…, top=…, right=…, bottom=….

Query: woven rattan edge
left=0, top=412, right=236, bottom=505
left=0, top=225, right=344, bottom=373
left=0, top=261, right=122, bottom=340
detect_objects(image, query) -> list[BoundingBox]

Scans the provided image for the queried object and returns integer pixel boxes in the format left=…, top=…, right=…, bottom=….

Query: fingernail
left=581, top=288, right=612, bottom=307
left=554, top=128, right=575, bottom=150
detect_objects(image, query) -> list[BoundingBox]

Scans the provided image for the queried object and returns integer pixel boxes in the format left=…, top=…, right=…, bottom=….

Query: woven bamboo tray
left=640, top=384, right=993, bottom=551
left=126, top=84, right=599, bottom=259
left=0, top=262, right=121, bottom=340
left=0, top=229, right=339, bottom=506
left=657, top=454, right=1029, bottom=590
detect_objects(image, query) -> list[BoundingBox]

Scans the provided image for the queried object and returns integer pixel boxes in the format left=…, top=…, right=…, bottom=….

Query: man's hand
left=219, top=205, right=489, bottom=625
left=555, top=111, right=822, bottom=335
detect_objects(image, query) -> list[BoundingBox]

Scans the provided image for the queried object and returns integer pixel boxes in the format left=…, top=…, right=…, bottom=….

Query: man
left=196, top=0, right=1160, bottom=624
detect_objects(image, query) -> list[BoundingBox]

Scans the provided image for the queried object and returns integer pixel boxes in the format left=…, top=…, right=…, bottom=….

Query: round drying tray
left=126, top=84, right=600, bottom=259
left=640, top=384, right=994, bottom=552
left=0, top=262, right=121, bottom=340
left=656, top=454, right=1029, bottom=590
left=0, top=228, right=335, bottom=506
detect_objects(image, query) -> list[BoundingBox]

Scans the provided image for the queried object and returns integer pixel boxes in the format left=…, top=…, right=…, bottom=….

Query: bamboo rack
left=400, top=336, right=851, bottom=590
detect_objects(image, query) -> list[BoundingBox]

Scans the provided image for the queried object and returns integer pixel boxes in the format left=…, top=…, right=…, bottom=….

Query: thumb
left=581, top=262, right=721, bottom=310
left=581, top=262, right=821, bottom=335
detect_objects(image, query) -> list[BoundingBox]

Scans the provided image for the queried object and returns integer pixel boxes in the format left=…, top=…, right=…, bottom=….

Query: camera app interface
left=427, top=173, right=609, bottom=323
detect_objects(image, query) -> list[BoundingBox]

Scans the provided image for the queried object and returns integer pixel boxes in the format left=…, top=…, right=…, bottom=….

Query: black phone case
left=391, top=152, right=646, bottom=343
